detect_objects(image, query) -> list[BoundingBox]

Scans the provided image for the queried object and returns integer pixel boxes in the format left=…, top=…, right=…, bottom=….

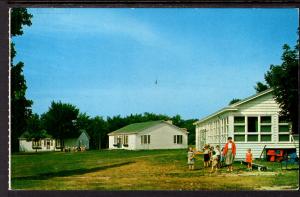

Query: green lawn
left=11, top=149, right=299, bottom=190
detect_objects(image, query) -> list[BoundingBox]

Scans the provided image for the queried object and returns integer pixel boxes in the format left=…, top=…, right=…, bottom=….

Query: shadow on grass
left=13, top=161, right=135, bottom=181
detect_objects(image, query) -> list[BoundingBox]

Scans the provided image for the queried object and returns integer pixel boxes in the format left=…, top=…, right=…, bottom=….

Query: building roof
left=79, top=129, right=90, bottom=139
left=108, top=120, right=185, bottom=135
left=193, top=88, right=274, bottom=125
left=18, top=131, right=53, bottom=139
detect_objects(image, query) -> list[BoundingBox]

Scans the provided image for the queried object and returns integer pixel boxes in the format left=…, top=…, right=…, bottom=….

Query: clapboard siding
left=136, top=124, right=188, bottom=150
left=109, top=122, right=188, bottom=150
left=195, top=90, right=299, bottom=159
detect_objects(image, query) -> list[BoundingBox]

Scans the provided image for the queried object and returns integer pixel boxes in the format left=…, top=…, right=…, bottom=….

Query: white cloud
left=28, top=8, right=161, bottom=46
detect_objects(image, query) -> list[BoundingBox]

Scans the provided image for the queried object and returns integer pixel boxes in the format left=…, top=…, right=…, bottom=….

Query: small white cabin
left=19, top=132, right=59, bottom=152
left=19, top=130, right=90, bottom=152
left=194, top=89, right=299, bottom=159
left=108, top=120, right=188, bottom=150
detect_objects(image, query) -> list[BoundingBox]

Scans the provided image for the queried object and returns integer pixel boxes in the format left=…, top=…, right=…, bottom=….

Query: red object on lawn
left=276, top=150, right=284, bottom=156
left=267, top=150, right=276, bottom=155
left=269, top=155, right=276, bottom=161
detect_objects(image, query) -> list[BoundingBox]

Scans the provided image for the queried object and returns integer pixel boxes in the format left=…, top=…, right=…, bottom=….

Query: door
left=46, top=139, right=50, bottom=149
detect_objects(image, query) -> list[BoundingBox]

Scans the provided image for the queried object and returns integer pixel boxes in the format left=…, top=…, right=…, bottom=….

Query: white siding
left=108, top=134, right=136, bottom=150
left=108, top=123, right=188, bottom=150
left=195, top=91, right=299, bottom=159
left=19, top=139, right=57, bottom=152
left=135, top=123, right=188, bottom=150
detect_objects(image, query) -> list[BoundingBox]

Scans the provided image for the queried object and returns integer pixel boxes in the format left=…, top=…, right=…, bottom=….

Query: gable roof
left=193, top=88, right=274, bottom=125
left=18, top=131, right=53, bottom=139
left=79, top=129, right=90, bottom=139
left=108, top=120, right=187, bottom=135
left=108, top=120, right=163, bottom=135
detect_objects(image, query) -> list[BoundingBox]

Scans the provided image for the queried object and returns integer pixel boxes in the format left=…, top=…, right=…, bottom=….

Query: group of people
left=63, top=145, right=87, bottom=152
left=187, top=137, right=253, bottom=172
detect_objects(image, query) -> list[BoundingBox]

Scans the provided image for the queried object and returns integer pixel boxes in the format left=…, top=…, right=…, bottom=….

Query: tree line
left=24, top=102, right=197, bottom=150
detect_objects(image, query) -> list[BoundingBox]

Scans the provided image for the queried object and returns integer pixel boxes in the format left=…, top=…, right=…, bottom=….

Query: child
left=245, top=148, right=253, bottom=171
left=187, top=147, right=195, bottom=170
left=210, top=147, right=218, bottom=173
left=203, top=145, right=210, bottom=167
left=215, top=145, right=221, bottom=168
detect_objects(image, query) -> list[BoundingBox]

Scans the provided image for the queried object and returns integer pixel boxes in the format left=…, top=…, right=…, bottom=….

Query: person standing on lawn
left=187, top=147, right=195, bottom=170
left=223, top=137, right=236, bottom=172
left=215, top=145, right=221, bottom=168
left=245, top=148, right=253, bottom=171
left=203, top=145, right=210, bottom=167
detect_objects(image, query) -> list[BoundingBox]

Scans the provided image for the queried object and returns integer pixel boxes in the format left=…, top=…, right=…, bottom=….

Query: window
left=248, top=135, right=258, bottom=142
left=50, top=140, right=53, bottom=146
left=123, top=135, right=128, bottom=145
left=141, top=135, right=150, bottom=144
left=234, top=116, right=245, bottom=123
left=261, top=135, right=272, bottom=142
left=234, top=135, right=245, bottom=142
left=44, top=139, right=46, bottom=147
left=279, top=135, right=290, bottom=142
left=278, top=116, right=290, bottom=142
left=279, top=125, right=290, bottom=132
left=234, top=116, right=245, bottom=133
left=174, top=135, right=183, bottom=144
left=248, top=117, right=258, bottom=132
left=261, top=125, right=271, bottom=132
left=32, top=140, right=41, bottom=147
left=234, top=125, right=245, bottom=133
left=261, top=116, right=271, bottom=123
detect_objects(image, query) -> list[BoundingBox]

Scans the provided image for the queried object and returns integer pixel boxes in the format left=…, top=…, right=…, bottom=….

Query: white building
left=19, top=132, right=58, bottom=152
left=108, top=120, right=188, bottom=150
left=194, top=89, right=299, bottom=159
left=19, top=130, right=90, bottom=152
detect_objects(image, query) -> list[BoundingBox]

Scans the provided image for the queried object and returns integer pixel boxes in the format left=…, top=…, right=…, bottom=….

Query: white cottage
left=19, top=132, right=59, bottom=152
left=108, top=120, right=188, bottom=150
left=19, top=130, right=90, bottom=152
left=194, top=89, right=299, bottom=159
left=64, top=130, right=90, bottom=150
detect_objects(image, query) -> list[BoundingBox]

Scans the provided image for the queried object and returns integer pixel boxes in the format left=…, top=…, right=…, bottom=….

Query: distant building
left=18, top=130, right=90, bottom=152
left=194, top=89, right=299, bottom=159
left=108, top=120, right=188, bottom=150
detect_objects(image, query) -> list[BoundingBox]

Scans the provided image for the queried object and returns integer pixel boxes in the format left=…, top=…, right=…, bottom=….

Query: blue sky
left=13, top=8, right=298, bottom=120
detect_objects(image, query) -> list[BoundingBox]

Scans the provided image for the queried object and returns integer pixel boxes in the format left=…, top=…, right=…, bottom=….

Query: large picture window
left=233, top=115, right=274, bottom=143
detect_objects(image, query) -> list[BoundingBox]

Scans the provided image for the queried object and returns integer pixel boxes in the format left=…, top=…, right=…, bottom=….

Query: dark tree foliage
left=264, top=44, right=298, bottom=133
left=11, top=8, right=33, bottom=37
left=41, top=101, right=80, bottom=148
left=11, top=8, right=33, bottom=152
left=254, top=82, right=269, bottom=93
left=229, top=98, right=241, bottom=105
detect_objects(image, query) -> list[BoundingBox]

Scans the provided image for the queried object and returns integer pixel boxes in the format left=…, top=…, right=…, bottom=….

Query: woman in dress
left=223, top=137, right=236, bottom=172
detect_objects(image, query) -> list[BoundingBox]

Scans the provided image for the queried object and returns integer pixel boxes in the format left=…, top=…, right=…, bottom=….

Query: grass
left=11, top=149, right=299, bottom=190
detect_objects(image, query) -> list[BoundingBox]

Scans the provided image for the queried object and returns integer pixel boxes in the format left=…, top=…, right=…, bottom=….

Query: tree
left=229, top=98, right=241, bottom=105
left=25, top=113, right=48, bottom=152
left=89, top=116, right=109, bottom=149
left=264, top=44, right=298, bottom=134
left=11, top=8, right=33, bottom=152
left=41, top=101, right=80, bottom=149
left=254, top=82, right=269, bottom=93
